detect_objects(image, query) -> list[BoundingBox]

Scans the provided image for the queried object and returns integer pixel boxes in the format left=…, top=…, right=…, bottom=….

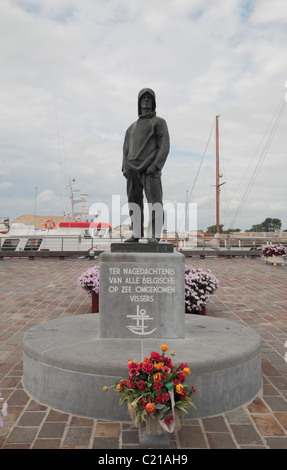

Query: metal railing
left=188, top=236, right=287, bottom=250
left=0, top=235, right=112, bottom=252
left=1, top=234, right=287, bottom=258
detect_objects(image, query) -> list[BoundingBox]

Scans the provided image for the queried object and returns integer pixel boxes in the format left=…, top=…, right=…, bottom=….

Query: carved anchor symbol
left=126, top=305, right=157, bottom=336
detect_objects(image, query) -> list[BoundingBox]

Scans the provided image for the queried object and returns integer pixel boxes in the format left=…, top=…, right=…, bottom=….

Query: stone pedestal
left=22, top=242, right=262, bottom=424
left=99, top=250, right=185, bottom=339
left=22, top=315, right=262, bottom=421
left=139, top=428, right=171, bottom=448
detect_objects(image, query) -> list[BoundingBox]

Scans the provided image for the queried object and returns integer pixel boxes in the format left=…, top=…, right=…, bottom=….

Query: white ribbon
left=158, top=390, right=176, bottom=433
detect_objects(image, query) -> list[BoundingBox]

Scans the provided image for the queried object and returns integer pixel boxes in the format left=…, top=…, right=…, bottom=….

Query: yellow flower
left=175, top=384, right=184, bottom=394
left=154, top=362, right=164, bottom=370
left=153, top=372, right=162, bottom=382
left=160, top=344, right=169, bottom=352
left=183, top=367, right=191, bottom=375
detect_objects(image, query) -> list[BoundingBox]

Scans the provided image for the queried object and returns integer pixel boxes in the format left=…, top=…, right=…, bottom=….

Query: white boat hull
left=0, top=220, right=121, bottom=254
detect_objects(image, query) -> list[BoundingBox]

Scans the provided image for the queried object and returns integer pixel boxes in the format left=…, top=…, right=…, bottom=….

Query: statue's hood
left=138, top=88, right=156, bottom=117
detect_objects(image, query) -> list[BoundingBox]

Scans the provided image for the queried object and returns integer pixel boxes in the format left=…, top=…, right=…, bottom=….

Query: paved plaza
left=0, top=255, right=287, bottom=449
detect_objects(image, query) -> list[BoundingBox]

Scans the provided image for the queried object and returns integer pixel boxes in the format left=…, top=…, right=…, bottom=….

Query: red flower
left=156, top=393, right=170, bottom=404
left=180, top=390, right=187, bottom=399
left=177, top=372, right=186, bottom=383
left=136, top=380, right=145, bottom=391
left=154, top=382, right=163, bottom=392
left=164, top=415, right=174, bottom=425
left=128, top=378, right=135, bottom=388
left=163, top=356, right=172, bottom=367
left=141, top=362, right=154, bottom=374
left=140, top=397, right=150, bottom=406
left=128, top=361, right=138, bottom=369
left=119, top=380, right=127, bottom=389
left=150, top=351, right=163, bottom=362
left=129, top=367, right=140, bottom=377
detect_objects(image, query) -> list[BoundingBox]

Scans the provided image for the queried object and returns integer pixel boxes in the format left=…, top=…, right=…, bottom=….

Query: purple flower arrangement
left=184, top=266, right=219, bottom=313
left=77, top=266, right=99, bottom=295
left=262, top=244, right=287, bottom=259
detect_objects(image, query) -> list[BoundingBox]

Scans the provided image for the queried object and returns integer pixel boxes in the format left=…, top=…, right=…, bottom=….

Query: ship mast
left=215, top=115, right=225, bottom=234
left=69, top=178, right=89, bottom=220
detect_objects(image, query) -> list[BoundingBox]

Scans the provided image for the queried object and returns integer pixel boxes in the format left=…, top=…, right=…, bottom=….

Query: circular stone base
left=22, top=315, right=261, bottom=420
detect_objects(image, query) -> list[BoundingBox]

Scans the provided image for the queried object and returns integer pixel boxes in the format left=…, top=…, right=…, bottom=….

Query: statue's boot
left=147, top=238, right=159, bottom=244
left=124, top=236, right=140, bottom=243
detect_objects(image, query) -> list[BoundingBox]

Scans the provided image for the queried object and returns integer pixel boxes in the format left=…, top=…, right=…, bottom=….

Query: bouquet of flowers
left=103, top=345, right=196, bottom=432
left=0, top=392, right=8, bottom=428
left=262, top=244, right=287, bottom=258
left=185, top=266, right=219, bottom=313
left=77, top=266, right=99, bottom=295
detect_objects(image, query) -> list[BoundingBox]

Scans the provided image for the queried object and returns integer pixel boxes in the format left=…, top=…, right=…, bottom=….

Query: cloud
left=249, top=0, right=287, bottom=23
left=0, top=182, right=13, bottom=191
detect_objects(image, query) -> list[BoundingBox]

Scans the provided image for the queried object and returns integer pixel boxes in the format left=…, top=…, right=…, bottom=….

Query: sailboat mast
left=216, top=115, right=220, bottom=234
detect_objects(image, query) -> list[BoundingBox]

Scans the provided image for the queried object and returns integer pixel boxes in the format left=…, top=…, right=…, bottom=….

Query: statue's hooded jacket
left=122, top=88, right=170, bottom=174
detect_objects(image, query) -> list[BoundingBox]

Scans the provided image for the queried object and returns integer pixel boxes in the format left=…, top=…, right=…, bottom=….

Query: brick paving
left=0, top=256, right=287, bottom=449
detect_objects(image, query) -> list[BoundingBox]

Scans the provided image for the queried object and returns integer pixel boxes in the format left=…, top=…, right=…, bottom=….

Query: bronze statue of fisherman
left=122, top=88, right=170, bottom=243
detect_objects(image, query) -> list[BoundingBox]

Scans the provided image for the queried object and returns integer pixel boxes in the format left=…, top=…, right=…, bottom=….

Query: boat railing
left=0, top=234, right=110, bottom=252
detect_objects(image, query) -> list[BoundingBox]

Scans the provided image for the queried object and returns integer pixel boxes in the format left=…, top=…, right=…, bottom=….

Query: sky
left=0, top=0, right=286, bottom=232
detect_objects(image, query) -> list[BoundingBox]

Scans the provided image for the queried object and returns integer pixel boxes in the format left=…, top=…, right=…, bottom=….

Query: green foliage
left=206, top=224, right=241, bottom=234
left=206, top=224, right=224, bottom=234
left=246, top=217, right=282, bottom=232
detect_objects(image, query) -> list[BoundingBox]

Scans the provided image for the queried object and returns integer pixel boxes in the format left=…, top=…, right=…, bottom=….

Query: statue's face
left=140, top=93, right=153, bottom=111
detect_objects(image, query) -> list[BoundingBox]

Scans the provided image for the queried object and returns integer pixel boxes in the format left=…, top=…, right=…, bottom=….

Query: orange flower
left=153, top=372, right=162, bottom=382
left=175, top=383, right=184, bottom=394
left=160, top=344, right=169, bottom=352
left=183, top=367, right=191, bottom=375
left=143, top=356, right=151, bottom=363
left=103, top=386, right=108, bottom=392
left=170, top=350, right=175, bottom=356
left=145, top=403, right=156, bottom=414
left=154, top=362, right=164, bottom=370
